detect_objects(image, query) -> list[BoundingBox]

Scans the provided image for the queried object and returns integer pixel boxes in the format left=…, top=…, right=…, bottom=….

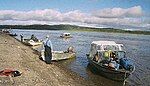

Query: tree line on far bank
left=0, top=24, right=150, bottom=35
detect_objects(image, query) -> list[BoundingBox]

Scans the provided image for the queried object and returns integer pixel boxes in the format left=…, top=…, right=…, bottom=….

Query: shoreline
left=0, top=33, right=95, bottom=86
left=0, top=25, right=150, bottom=35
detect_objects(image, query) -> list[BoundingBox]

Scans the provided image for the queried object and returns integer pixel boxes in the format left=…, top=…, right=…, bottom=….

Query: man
left=43, top=35, right=53, bottom=64
left=20, top=34, right=23, bottom=42
left=30, top=34, right=38, bottom=42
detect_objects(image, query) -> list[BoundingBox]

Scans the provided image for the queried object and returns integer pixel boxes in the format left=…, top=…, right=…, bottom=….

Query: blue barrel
left=120, top=58, right=134, bottom=71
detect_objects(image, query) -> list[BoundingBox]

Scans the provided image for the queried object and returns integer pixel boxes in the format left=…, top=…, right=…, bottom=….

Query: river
left=12, top=29, right=150, bottom=86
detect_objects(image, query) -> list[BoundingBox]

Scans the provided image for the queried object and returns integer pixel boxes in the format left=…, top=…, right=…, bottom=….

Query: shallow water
left=12, top=29, right=150, bottom=86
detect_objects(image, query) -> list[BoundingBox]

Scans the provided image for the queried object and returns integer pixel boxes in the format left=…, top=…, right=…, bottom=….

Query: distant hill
left=0, top=24, right=150, bottom=35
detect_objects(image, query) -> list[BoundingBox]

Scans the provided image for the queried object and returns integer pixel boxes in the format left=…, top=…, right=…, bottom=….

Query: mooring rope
left=123, top=71, right=127, bottom=86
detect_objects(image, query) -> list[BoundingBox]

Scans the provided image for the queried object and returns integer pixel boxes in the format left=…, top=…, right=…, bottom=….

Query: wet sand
left=0, top=33, right=95, bottom=86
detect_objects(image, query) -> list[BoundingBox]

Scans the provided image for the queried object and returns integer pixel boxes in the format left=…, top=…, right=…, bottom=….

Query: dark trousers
left=44, top=46, right=52, bottom=64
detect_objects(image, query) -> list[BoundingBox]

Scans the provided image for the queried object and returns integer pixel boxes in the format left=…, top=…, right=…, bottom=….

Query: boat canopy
left=92, top=41, right=116, bottom=45
left=91, top=41, right=124, bottom=51
left=62, top=33, right=70, bottom=35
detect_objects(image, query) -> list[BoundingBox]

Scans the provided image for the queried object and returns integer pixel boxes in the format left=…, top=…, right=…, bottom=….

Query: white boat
left=60, top=33, right=72, bottom=38
left=41, top=46, right=75, bottom=61
left=23, top=39, right=43, bottom=46
left=86, top=41, right=135, bottom=81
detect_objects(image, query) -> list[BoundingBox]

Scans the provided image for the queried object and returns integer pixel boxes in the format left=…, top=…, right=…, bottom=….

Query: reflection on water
left=12, top=29, right=150, bottom=86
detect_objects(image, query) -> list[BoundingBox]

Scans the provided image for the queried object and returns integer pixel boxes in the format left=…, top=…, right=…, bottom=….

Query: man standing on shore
left=43, top=35, right=53, bottom=64
left=20, top=34, right=23, bottom=42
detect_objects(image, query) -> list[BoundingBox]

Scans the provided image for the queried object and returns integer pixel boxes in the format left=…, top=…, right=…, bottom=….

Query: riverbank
left=0, top=33, right=95, bottom=86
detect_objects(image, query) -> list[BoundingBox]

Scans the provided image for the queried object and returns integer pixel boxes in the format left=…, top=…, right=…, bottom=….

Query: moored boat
left=41, top=46, right=76, bottom=61
left=86, top=41, right=135, bottom=81
left=9, top=33, right=17, bottom=36
left=60, top=33, right=72, bottom=38
left=23, top=39, right=43, bottom=46
left=22, top=34, right=43, bottom=46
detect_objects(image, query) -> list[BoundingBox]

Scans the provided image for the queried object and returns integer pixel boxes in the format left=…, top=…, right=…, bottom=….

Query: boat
left=60, top=33, right=72, bottom=38
left=9, top=33, right=17, bottom=36
left=41, top=46, right=75, bottom=61
left=86, top=41, right=135, bottom=81
left=23, top=39, right=43, bottom=46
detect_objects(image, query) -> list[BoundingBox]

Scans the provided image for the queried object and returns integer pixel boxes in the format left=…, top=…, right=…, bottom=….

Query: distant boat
left=86, top=41, right=135, bottom=81
left=23, top=39, right=43, bottom=46
left=60, top=33, right=72, bottom=38
left=41, top=46, right=75, bottom=61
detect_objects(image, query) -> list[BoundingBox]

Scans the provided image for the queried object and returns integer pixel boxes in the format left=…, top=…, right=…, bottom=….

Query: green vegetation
left=0, top=24, right=150, bottom=35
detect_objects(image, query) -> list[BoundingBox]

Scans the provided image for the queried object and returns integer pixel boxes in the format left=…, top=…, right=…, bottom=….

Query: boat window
left=103, top=45, right=119, bottom=51
left=90, top=44, right=97, bottom=57
left=120, top=45, right=125, bottom=51
left=97, top=45, right=101, bottom=50
left=117, top=51, right=125, bottom=58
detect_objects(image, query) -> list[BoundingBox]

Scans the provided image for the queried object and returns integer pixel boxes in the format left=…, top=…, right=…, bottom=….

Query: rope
left=123, top=71, right=127, bottom=86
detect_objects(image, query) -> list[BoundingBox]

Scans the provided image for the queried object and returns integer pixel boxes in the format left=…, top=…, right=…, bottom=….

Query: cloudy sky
left=0, top=0, right=150, bottom=30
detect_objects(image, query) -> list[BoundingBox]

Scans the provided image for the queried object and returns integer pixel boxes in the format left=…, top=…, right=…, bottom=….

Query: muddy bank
left=0, top=33, right=95, bottom=86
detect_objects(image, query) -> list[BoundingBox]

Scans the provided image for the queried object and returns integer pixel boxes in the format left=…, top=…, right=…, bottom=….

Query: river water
left=12, top=29, right=150, bottom=86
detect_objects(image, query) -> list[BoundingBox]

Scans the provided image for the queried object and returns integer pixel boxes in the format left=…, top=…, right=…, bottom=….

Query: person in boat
left=108, top=51, right=119, bottom=70
left=93, top=52, right=101, bottom=62
left=67, top=46, right=74, bottom=53
left=30, top=34, right=38, bottom=42
left=43, top=35, right=53, bottom=64
left=64, top=46, right=74, bottom=53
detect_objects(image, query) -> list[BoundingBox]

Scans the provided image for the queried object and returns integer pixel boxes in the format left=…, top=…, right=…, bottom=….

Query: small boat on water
left=41, top=46, right=75, bottom=61
left=86, top=41, right=135, bottom=81
left=60, top=33, right=72, bottom=38
left=23, top=39, right=43, bottom=46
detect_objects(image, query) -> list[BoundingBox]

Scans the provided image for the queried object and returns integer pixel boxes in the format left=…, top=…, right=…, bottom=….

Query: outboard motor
left=67, top=46, right=74, bottom=53
left=120, top=58, right=134, bottom=71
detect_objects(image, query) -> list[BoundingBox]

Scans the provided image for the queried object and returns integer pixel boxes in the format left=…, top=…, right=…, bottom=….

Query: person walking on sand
left=43, top=35, right=53, bottom=64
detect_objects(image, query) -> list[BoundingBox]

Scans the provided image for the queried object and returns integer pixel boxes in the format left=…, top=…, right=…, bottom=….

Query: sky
left=0, top=0, right=150, bottom=30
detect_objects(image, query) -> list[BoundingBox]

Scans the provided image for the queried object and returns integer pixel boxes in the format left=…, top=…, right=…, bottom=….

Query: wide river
left=12, top=29, right=150, bottom=86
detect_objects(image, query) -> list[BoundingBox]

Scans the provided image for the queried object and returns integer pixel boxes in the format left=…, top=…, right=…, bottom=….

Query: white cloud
left=0, top=6, right=149, bottom=30
left=93, top=6, right=142, bottom=18
left=62, top=10, right=87, bottom=22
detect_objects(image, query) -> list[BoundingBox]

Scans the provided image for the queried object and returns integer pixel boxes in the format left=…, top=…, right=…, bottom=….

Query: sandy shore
left=0, top=33, right=95, bottom=86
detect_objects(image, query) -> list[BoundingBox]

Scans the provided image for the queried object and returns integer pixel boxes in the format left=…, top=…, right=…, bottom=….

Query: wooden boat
left=52, top=51, right=75, bottom=61
left=41, top=46, right=75, bottom=61
left=86, top=41, right=135, bottom=81
left=60, top=33, right=72, bottom=38
left=23, top=39, right=43, bottom=46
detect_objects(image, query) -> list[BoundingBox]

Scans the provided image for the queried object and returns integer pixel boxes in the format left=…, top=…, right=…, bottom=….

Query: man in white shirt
left=43, top=35, right=53, bottom=64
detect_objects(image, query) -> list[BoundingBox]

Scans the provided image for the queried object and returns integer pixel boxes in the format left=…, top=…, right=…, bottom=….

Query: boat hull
left=9, top=33, right=17, bottom=36
left=52, top=51, right=75, bottom=61
left=41, top=50, right=76, bottom=61
left=60, top=36, right=72, bottom=38
left=23, top=39, right=43, bottom=46
left=87, top=56, right=131, bottom=81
